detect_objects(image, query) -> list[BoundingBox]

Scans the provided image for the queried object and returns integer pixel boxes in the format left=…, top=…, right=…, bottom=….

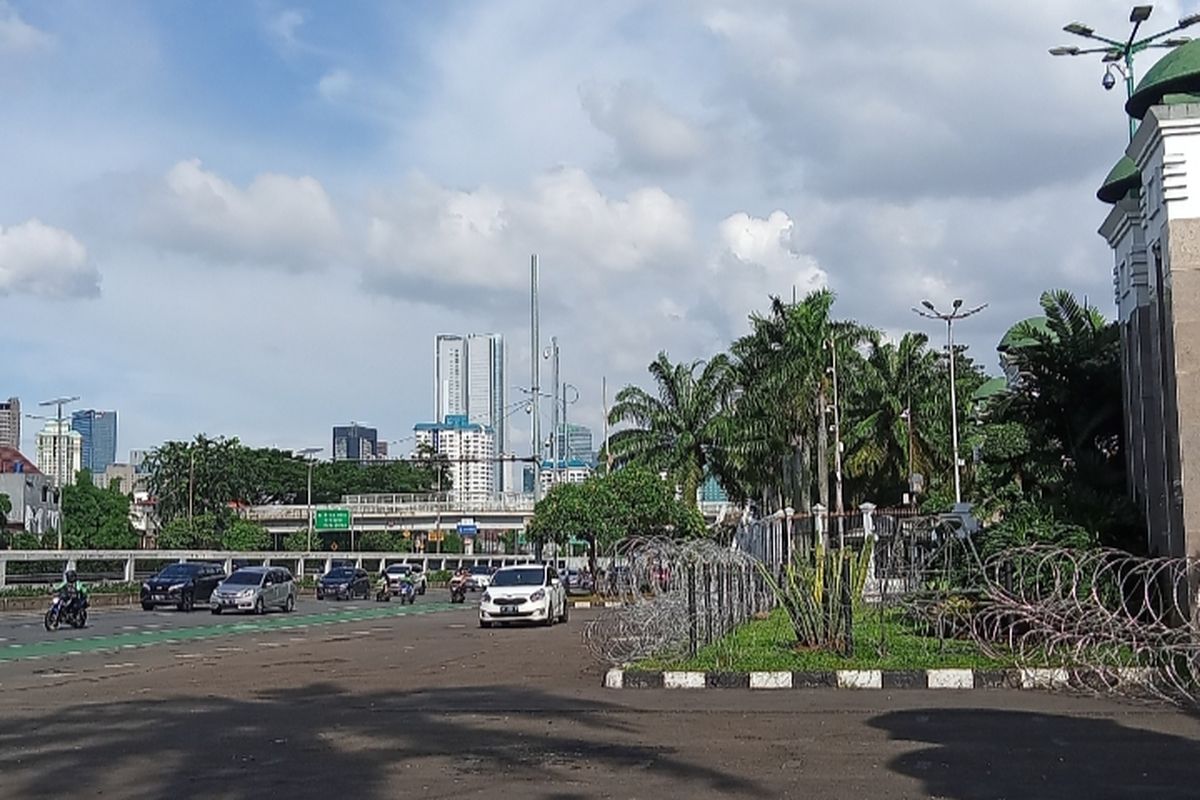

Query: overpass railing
left=0, top=550, right=536, bottom=588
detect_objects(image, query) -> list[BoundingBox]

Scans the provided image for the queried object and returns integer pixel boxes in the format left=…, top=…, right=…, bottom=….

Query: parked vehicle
left=316, top=566, right=371, bottom=601
left=44, top=586, right=88, bottom=631
left=466, top=564, right=495, bottom=591
left=210, top=567, right=295, bottom=615
left=140, top=562, right=225, bottom=612
left=479, top=565, right=568, bottom=628
left=382, top=563, right=427, bottom=596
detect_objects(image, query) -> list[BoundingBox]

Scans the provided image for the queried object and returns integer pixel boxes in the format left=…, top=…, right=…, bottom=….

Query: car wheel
left=178, top=591, right=194, bottom=613
left=211, top=607, right=222, bottom=615
left=560, top=601, right=569, bottom=624
left=254, top=598, right=265, bottom=616
left=419, top=584, right=426, bottom=595
left=480, top=620, right=493, bottom=629
left=141, top=602, right=154, bottom=612
left=284, top=594, right=295, bottom=613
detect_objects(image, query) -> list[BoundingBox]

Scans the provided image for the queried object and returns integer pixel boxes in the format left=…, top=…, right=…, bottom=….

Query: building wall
left=35, top=420, right=83, bottom=488
left=332, top=424, right=378, bottom=461
left=0, top=398, right=19, bottom=450
left=413, top=416, right=496, bottom=498
left=0, top=472, right=59, bottom=535
left=435, top=334, right=467, bottom=420
left=71, top=409, right=118, bottom=475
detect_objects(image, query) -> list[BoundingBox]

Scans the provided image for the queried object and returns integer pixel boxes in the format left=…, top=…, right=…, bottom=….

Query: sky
left=0, top=0, right=1186, bottom=460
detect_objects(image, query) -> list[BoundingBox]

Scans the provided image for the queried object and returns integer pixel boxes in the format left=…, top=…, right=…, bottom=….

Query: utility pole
left=549, top=336, right=560, bottom=486
left=826, top=339, right=845, bottom=547
left=913, top=299, right=986, bottom=506
left=602, top=377, right=613, bottom=472
left=188, top=449, right=195, bottom=527
left=530, top=255, right=542, bottom=502
left=38, top=396, right=79, bottom=550
left=296, top=447, right=322, bottom=551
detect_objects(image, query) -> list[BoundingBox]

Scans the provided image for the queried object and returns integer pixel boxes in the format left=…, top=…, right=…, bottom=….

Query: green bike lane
left=0, top=601, right=459, bottom=663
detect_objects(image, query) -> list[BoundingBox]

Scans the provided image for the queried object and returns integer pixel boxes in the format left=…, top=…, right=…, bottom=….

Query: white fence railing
left=0, top=550, right=535, bottom=587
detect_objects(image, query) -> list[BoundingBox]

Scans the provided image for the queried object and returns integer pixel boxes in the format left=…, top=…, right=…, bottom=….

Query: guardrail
left=0, top=550, right=536, bottom=588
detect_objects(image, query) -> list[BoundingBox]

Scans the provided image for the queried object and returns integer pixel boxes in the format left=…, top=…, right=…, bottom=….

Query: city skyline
left=0, top=1, right=1148, bottom=457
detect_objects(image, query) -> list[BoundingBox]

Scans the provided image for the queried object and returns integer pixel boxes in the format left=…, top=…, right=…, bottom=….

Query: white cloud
left=365, top=166, right=693, bottom=299
left=0, top=1, right=52, bottom=54
left=148, top=159, right=342, bottom=269
left=317, top=68, right=352, bottom=100
left=267, top=8, right=304, bottom=48
left=0, top=219, right=98, bottom=298
left=580, top=80, right=707, bottom=172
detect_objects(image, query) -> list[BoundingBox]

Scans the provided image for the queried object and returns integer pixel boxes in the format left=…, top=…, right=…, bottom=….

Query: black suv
left=141, top=562, right=226, bottom=611
left=316, top=566, right=372, bottom=600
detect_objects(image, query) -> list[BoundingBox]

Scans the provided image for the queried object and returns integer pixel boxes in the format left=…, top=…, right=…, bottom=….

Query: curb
left=0, top=593, right=140, bottom=613
left=571, top=600, right=623, bottom=609
left=602, top=667, right=1158, bottom=691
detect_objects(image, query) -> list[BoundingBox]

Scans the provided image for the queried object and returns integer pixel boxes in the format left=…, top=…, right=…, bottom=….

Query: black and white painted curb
left=571, top=600, right=623, bottom=609
left=603, top=667, right=1157, bottom=690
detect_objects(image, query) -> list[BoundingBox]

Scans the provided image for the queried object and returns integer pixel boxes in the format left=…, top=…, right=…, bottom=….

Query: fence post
left=687, top=564, right=698, bottom=657
left=703, top=562, right=712, bottom=646
left=738, top=564, right=746, bottom=623
left=124, top=555, right=135, bottom=583
left=841, top=555, right=854, bottom=657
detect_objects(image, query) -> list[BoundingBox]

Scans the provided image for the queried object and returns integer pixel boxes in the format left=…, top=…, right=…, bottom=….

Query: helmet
left=64, top=569, right=77, bottom=583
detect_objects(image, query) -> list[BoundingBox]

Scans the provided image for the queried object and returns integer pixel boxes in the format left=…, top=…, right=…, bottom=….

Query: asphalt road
left=1, top=599, right=1198, bottom=799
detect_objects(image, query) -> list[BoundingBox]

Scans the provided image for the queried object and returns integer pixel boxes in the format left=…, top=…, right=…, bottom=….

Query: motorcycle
left=45, top=588, right=88, bottom=631
left=374, top=580, right=391, bottom=602
left=397, top=582, right=416, bottom=605
left=449, top=575, right=468, bottom=604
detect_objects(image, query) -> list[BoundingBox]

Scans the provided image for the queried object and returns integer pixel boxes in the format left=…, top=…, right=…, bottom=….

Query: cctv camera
left=1102, top=70, right=1116, bottom=91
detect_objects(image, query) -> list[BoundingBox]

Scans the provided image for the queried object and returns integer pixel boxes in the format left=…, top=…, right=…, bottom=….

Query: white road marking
left=104, top=662, right=137, bottom=669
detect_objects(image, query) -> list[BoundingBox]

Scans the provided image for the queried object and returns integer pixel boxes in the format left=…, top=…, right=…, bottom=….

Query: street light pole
left=296, top=447, right=322, bottom=551
left=38, top=396, right=79, bottom=550
left=912, top=299, right=986, bottom=506
left=1050, top=6, right=1200, bottom=141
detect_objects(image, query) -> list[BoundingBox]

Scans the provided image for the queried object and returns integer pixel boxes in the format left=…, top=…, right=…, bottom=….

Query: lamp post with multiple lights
left=1050, top=5, right=1200, bottom=140
left=295, top=447, right=322, bottom=551
left=912, top=300, right=986, bottom=507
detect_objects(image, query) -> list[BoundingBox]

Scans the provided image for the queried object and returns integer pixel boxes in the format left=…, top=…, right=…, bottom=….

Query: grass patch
left=635, top=607, right=1013, bottom=672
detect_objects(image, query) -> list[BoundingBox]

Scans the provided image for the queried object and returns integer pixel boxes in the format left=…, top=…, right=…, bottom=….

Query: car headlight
left=530, top=589, right=545, bottom=602
left=481, top=592, right=491, bottom=603
left=237, top=589, right=254, bottom=597
left=141, top=583, right=150, bottom=591
left=168, top=582, right=186, bottom=591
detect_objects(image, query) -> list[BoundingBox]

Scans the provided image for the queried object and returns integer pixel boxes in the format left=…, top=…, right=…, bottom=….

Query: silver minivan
left=210, top=566, right=295, bottom=615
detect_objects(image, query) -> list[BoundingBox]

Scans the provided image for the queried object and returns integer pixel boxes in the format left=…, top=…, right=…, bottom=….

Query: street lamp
left=912, top=300, right=986, bottom=506
left=295, top=447, right=322, bottom=551
left=35, top=395, right=79, bottom=549
left=1050, top=5, right=1198, bottom=140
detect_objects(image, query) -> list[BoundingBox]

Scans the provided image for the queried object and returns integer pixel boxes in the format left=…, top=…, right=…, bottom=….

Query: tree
left=156, top=514, right=219, bottom=550
left=0, top=492, right=9, bottom=529
left=220, top=518, right=270, bottom=551
left=608, top=351, right=735, bottom=505
left=61, top=471, right=138, bottom=550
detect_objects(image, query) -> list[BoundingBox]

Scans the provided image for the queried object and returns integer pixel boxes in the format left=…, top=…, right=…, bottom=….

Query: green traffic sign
left=315, top=508, right=351, bottom=530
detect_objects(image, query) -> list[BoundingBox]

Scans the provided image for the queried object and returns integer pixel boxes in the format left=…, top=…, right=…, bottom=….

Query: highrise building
left=35, top=420, right=83, bottom=487
left=0, top=397, right=19, bottom=450
left=332, top=423, right=378, bottom=461
left=434, top=333, right=507, bottom=485
left=556, top=423, right=594, bottom=464
left=71, top=409, right=118, bottom=475
left=413, top=415, right=496, bottom=499
left=434, top=334, right=467, bottom=420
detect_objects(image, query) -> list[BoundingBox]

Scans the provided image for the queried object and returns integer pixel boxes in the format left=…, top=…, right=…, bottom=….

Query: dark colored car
left=141, top=562, right=226, bottom=612
left=316, top=566, right=371, bottom=600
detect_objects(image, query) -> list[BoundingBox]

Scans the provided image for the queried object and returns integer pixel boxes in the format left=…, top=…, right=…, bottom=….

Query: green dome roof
left=998, top=317, right=1051, bottom=352
left=1127, top=39, right=1200, bottom=119
left=1097, top=156, right=1140, bottom=204
left=971, top=376, right=1008, bottom=402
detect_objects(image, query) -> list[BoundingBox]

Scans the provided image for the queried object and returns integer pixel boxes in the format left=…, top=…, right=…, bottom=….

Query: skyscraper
left=0, top=397, right=19, bottom=450
left=434, top=334, right=467, bottom=421
left=557, top=423, right=594, bottom=464
left=332, top=423, right=378, bottom=461
left=413, top=415, right=496, bottom=498
left=36, top=420, right=83, bottom=487
left=71, top=409, right=118, bottom=475
left=434, top=332, right=507, bottom=485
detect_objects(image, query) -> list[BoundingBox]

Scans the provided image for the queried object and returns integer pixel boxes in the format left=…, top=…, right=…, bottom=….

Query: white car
left=382, top=563, right=427, bottom=596
left=466, top=565, right=495, bottom=591
left=479, top=565, right=568, bottom=628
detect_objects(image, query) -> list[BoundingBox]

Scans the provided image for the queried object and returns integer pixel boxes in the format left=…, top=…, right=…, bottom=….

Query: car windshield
left=156, top=564, right=200, bottom=579
left=469, top=566, right=492, bottom=575
left=386, top=565, right=411, bottom=574
left=490, top=568, right=544, bottom=587
left=325, top=569, right=355, bottom=580
left=223, top=571, right=264, bottom=586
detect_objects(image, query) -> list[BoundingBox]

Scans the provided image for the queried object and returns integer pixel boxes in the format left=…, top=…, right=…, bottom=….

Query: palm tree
left=842, top=332, right=942, bottom=505
left=607, top=352, right=735, bottom=505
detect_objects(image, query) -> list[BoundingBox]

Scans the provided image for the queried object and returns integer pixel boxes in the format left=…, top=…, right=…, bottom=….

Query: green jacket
left=53, top=579, right=88, bottom=597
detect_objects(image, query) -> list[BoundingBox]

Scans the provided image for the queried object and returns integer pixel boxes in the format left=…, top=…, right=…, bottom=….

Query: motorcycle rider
left=53, top=569, right=89, bottom=615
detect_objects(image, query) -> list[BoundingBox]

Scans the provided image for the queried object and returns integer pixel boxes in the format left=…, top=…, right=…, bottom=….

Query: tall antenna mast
left=530, top=254, right=541, bottom=501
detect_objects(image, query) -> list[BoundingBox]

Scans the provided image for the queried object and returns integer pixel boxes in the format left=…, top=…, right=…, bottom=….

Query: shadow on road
left=0, top=682, right=761, bottom=798
left=870, top=707, right=1200, bottom=800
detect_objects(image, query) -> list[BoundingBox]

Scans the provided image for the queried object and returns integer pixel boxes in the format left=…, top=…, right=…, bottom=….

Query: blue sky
left=0, top=0, right=1187, bottom=459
